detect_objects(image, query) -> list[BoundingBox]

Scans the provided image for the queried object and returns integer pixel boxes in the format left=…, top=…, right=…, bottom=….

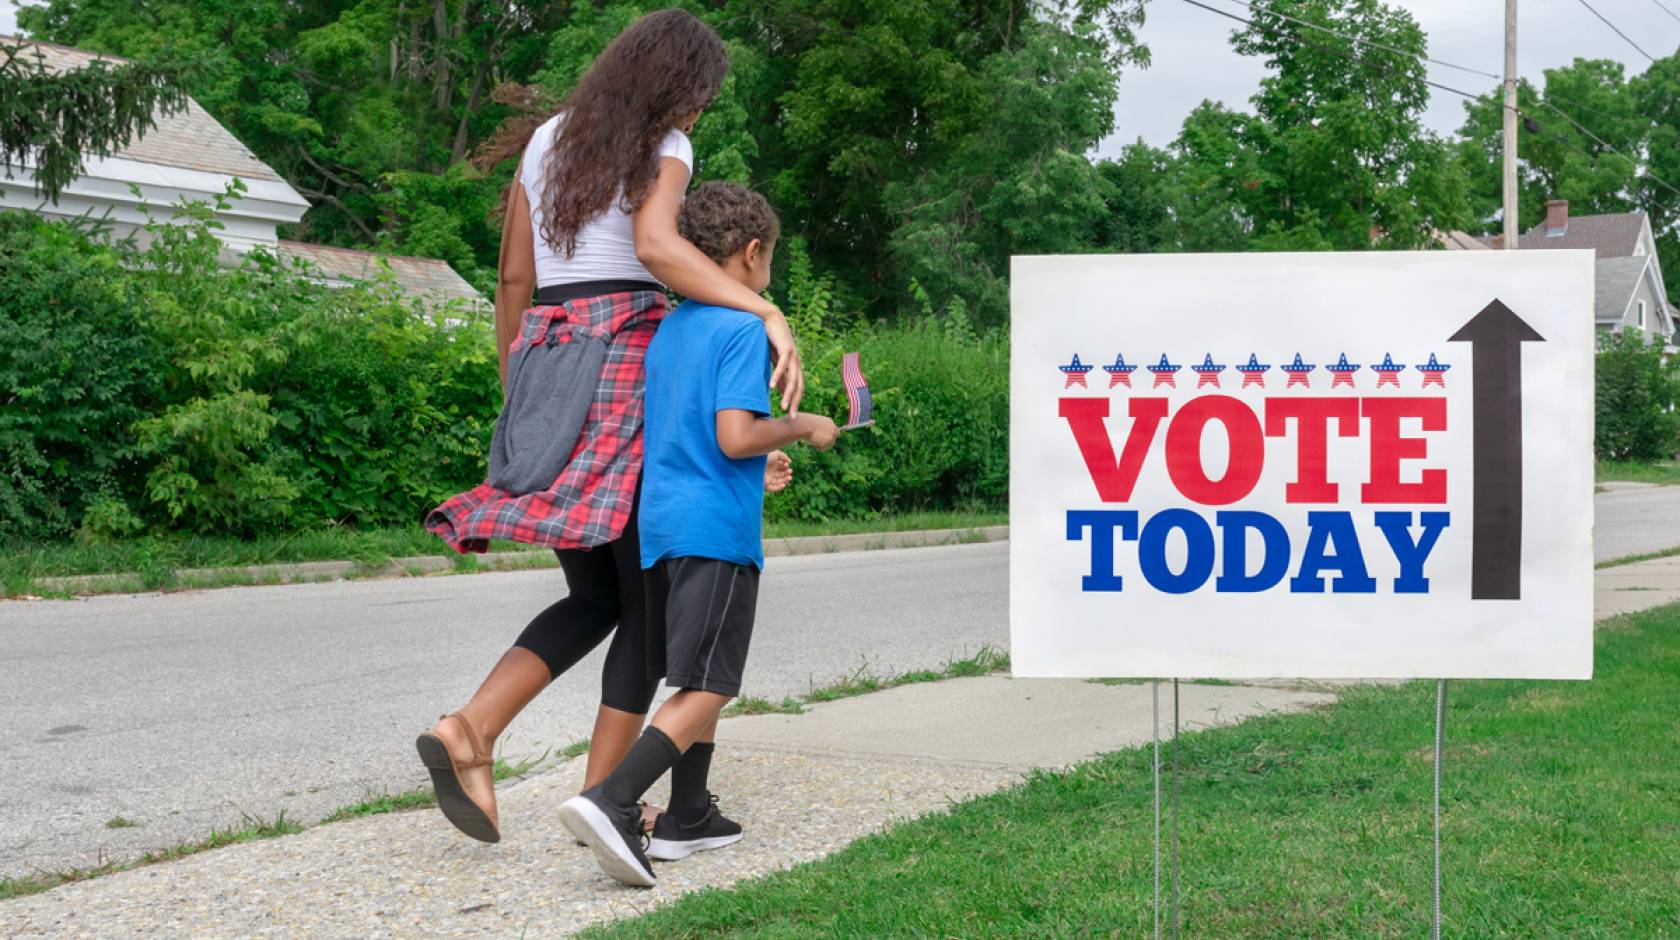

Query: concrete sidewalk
left=0, top=680, right=1333, bottom=939
left=4, top=555, right=1678, bottom=938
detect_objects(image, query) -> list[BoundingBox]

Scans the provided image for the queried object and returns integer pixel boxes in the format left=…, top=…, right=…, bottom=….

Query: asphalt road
left=4, top=483, right=1677, bottom=881
left=1593, top=483, right=1680, bottom=562
left=0, top=542, right=1008, bottom=880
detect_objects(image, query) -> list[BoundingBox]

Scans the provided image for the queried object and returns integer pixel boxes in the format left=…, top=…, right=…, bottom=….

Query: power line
left=1653, top=0, right=1680, bottom=27
left=1208, top=0, right=1500, bottom=80
left=1540, top=100, right=1680, bottom=200
left=1178, top=0, right=1497, bottom=103
left=1572, top=0, right=1656, bottom=61
left=1174, top=0, right=1680, bottom=203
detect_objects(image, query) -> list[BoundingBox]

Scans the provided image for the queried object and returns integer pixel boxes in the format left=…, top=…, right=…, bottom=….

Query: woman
left=417, top=9, right=802, bottom=844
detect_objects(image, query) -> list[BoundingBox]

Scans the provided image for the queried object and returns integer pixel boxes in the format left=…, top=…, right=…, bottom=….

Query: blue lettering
left=1067, top=510, right=1138, bottom=592
left=1373, top=511, right=1450, bottom=593
left=1214, top=511, right=1291, bottom=592
left=1289, top=511, right=1377, bottom=593
left=1139, top=509, right=1216, bottom=594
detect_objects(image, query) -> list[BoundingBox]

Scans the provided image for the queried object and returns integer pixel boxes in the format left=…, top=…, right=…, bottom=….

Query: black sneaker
left=559, top=787, right=656, bottom=887
left=646, top=795, right=743, bottom=861
left=575, top=801, right=654, bottom=847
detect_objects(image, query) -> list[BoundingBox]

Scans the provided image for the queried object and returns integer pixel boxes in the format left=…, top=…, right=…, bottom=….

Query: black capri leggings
left=512, top=500, right=658, bottom=715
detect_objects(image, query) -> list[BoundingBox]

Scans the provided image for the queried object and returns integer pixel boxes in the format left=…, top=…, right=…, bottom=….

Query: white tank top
left=519, top=114, right=694, bottom=288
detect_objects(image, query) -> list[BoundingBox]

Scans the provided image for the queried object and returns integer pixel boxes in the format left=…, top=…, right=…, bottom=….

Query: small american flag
left=841, top=352, right=873, bottom=429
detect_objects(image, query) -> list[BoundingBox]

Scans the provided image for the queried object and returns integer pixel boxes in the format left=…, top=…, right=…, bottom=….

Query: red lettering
left=1165, top=396, right=1264, bottom=505
left=1265, top=398, right=1360, bottom=503
left=1058, top=397, right=1169, bottom=502
left=1362, top=398, right=1447, bottom=503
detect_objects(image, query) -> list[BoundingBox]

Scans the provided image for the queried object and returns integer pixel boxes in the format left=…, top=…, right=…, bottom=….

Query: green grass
left=761, top=511, right=1005, bottom=540
left=724, top=696, right=808, bottom=717
left=0, top=749, right=551, bottom=901
left=321, top=751, right=548, bottom=824
left=0, top=812, right=302, bottom=902
left=722, top=647, right=1010, bottom=719
left=1596, top=459, right=1680, bottom=485
left=2, top=512, right=1006, bottom=596
left=799, top=647, right=1009, bottom=705
left=1596, top=545, right=1680, bottom=569
left=583, top=610, right=1680, bottom=940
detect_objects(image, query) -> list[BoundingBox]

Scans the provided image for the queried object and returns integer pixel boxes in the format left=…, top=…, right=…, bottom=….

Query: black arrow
left=1448, top=299, right=1545, bottom=600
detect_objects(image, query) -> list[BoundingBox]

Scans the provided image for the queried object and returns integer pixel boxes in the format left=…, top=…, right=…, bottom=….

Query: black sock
left=669, top=741, right=715, bottom=812
left=598, top=727, right=682, bottom=809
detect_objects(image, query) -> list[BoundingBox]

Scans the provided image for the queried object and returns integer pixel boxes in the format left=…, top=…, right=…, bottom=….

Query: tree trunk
left=433, top=0, right=452, bottom=111
left=451, top=60, right=490, bottom=164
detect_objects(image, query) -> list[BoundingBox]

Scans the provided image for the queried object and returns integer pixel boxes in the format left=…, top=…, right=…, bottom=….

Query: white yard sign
left=1009, top=252, right=1595, bottom=680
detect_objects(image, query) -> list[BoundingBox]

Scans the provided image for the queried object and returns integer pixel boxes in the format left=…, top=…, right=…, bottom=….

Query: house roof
left=5, top=37, right=285, bottom=183
left=277, top=241, right=484, bottom=307
left=1519, top=210, right=1646, bottom=258
left=1437, top=230, right=1491, bottom=251
left=8, top=37, right=482, bottom=309
left=1595, top=254, right=1650, bottom=323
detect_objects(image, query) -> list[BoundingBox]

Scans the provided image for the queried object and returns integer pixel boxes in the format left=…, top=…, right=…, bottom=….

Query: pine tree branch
left=0, top=41, right=195, bottom=204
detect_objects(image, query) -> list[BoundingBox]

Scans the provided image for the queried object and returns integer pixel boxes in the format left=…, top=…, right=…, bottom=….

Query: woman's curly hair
left=677, top=182, right=781, bottom=265
left=494, top=9, right=727, bottom=257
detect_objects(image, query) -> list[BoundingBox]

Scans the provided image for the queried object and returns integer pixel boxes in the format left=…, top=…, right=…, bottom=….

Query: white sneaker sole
left=559, top=796, right=656, bottom=887
left=647, top=832, right=744, bottom=861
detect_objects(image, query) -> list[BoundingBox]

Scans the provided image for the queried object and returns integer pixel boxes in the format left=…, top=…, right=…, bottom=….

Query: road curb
left=30, top=525, right=1010, bottom=597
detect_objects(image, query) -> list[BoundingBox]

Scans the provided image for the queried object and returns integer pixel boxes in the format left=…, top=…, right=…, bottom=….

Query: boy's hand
left=765, top=450, right=793, bottom=492
left=801, top=415, right=839, bottom=451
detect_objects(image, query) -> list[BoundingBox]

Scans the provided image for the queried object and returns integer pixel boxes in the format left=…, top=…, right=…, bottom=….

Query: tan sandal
left=415, top=712, right=500, bottom=843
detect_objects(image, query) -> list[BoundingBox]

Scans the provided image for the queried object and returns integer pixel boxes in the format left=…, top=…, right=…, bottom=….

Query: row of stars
left=1060, top=353, right=1452, bottom=389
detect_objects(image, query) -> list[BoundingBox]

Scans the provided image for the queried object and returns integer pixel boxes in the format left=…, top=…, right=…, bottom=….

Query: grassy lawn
left=1596, top=458, right=1680, bottom=485
left=0, top=511, right=1005, bottom=594
left=585, top=608, right=1680, bottom=940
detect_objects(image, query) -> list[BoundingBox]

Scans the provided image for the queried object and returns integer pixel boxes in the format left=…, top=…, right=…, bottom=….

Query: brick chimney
left=1492, top=233, right=1505, bottom=250
left=1545, top=199, right=1569, bottom=236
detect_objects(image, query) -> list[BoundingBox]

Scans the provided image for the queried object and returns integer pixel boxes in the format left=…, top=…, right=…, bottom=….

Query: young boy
left=560, top=182, right=838, bottom=887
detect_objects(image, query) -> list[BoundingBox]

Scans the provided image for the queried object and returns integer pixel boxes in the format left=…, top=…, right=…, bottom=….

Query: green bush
left=1, top=195, right=499, bottom=540
left=1595, top=329, right=1680, bottom=462
left=2, top=203, right=1005, bottom=544
left=0, top=213, right=156, bottom=540
left=764, top=242, right=1008, bottom=523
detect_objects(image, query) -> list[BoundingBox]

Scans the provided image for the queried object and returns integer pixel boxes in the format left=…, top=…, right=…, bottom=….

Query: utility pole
left=1503, top=0, right=1519, bottom=250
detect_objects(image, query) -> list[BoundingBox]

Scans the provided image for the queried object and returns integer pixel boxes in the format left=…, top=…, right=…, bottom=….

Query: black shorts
left=646, top=557, right=759, bottom=697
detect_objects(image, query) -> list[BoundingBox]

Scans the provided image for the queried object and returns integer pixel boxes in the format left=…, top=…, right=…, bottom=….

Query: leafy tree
left=0, top=39, right=191, bottom=202
left=1204, top=0, right=1470, bottom=249
left=19, top=0, right=563, bottom=279
left=884, top=18, right=1124, bottom=322
left=1595, top=328, right=1680, bottom=461
left=1455, top=53, right=1680, bottom=302
left=1456, top=59, right=1644, bottom=234
left=1633, top=53, right=1680, bottom=304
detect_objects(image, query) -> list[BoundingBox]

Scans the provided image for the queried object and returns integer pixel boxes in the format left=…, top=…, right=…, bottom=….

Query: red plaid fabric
left=426, top=290, right=669, bottom=552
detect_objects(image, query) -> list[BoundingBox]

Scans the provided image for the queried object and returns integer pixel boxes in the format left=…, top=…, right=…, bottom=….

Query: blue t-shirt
left=639, top=301, right=771, bottom=569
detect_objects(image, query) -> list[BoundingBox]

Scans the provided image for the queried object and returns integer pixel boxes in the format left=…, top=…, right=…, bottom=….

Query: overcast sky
left=1108, top=0, right=1677, bottom=154
left=5, top=0, right=1674, bottom=153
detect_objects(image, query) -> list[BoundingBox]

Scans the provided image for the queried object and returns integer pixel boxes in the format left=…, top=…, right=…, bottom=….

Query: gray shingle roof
left=5, top=36, right=283, bottom=182
left=1437, top=230, right=1490, bottom=250
left=277, top=241, right=484, bottom=308
left=1520, top=210, right=1646, bottom=258
left=1594, top=254, right=1648, bottom=323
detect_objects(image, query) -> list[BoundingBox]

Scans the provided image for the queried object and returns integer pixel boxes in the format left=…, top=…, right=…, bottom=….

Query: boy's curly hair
left=677, top=182, right=781, bottom=265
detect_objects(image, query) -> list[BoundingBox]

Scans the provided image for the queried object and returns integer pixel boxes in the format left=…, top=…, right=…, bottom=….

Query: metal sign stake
left=1171, top=678, right=1181, bottom=940
left=1433, top=679, right=1448, bottom=940
left=1152, top=679, right=1162, bottom=940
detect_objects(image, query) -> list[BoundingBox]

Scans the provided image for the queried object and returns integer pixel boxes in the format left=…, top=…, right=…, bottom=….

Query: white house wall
left=1619, top=270, right=1671, bottom=340
left=0, top=153, right=308, bottom=252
